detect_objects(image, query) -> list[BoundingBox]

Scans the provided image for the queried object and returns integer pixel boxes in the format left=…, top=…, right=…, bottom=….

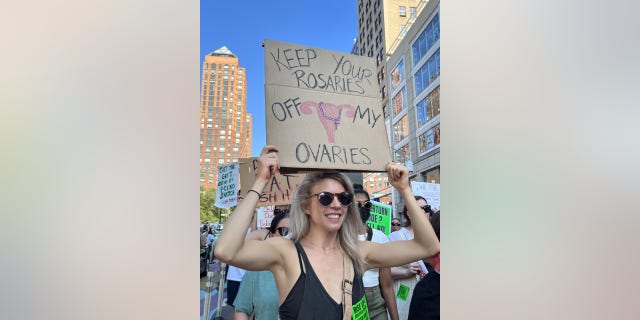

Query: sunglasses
left=311, top=191, right=353, bottom=207
left=357, top=200, right=372, bottom=209
left=276, top=227, right=289, bottom=236
left=420, top=205, right=432, bottom=214
left=391, top=222, right=401, bottom=226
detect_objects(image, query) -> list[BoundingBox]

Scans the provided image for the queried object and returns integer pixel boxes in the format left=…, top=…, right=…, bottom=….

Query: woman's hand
left=386, top=161, right=409, bottom=192
left=255, top=145, right=279, bottom=183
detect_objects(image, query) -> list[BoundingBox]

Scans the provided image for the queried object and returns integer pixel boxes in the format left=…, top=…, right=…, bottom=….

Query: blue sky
left=201, top=0, right=358, bottom=157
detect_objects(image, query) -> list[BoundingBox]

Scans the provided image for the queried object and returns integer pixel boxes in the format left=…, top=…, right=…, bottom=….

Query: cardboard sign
left=411, top=181, right=440, bottom=210
left=215, top=163, right=239, bottom=208
left=238, top=158, right=305, bottom=207
left=264, top=39, right=392, bottom=172
left=365, top=201, right=392, bottom=236
left=256, top=206, right=275, bottom=229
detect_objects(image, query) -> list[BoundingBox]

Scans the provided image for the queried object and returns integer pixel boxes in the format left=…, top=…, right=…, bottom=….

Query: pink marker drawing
left=299, top=101, right=355, bottom=143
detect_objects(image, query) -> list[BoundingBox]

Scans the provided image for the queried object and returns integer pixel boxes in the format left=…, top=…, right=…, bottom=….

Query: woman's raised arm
left=361, top=162, right=440, bottom=268
left=214, top=146, right=282, bottom=271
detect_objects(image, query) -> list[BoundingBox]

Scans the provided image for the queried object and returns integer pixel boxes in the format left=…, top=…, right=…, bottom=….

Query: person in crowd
left=391, top=217, right=402, bottom=233
left=353, top=185, right=399, bottom=320
left=234, top=213, right=291, bottom=320
left=408, top=210, right=440, bottom=320
left=206, top=227, right=215, bottom=247
left=215, top=146, right=440, bottom=320
left=388, top=196, right=432, bottom=320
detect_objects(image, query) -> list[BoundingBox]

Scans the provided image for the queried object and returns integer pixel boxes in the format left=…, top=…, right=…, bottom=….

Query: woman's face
left=273, top=218, right=290, bottom=238
left=305, top=178, right=351, bottom=232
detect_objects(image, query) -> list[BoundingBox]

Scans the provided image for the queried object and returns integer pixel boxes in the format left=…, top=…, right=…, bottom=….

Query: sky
left=201, top=0, right=359, bottom=157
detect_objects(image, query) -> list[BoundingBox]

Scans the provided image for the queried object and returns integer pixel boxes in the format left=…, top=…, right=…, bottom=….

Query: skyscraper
left=200, top=46, right=252, bottom=188
left=354, top=0, right=435, bottom=207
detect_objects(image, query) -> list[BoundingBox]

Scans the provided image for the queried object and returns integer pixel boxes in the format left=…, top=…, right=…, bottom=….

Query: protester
left=353, top=185, right=399, bottom=320
left=408, top=210, right=440, bottom=320
left=388, top=196, right=432, bottom=320
left=215, top=146, right=440, bottom=320
left=234, top=213, right=291, bottom=320
left=391, top=217, right=402, bottom=233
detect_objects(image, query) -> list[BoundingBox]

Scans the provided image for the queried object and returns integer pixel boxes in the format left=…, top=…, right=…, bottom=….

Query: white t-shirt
left=358, top=228, right=390, bottom=288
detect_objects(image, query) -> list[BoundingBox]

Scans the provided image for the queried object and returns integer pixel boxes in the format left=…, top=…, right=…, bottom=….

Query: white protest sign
left=410, top=181, right=440, bottom=210
left=256, top=206, right=275, bottom=229
left=215, top=163, right=239, bottom=208
left=264, top=39, right=392, bottom=173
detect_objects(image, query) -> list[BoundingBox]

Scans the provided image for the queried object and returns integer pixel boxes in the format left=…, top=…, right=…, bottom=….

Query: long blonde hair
left=288, top=172, right=367, bottom=274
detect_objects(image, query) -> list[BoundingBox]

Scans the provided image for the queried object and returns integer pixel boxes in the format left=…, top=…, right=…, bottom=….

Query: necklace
left=302, top=238, right=340, bottom=253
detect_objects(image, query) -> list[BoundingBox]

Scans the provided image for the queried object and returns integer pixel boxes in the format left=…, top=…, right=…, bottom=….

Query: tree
left=200, top=186, right=225, bottom=223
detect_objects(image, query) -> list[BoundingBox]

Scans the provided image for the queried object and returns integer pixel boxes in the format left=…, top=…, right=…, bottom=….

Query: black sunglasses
left=276, top=227, right=289, bottom=236
left=357, top=200, right=372, bottom=209
left=391, top=222, right=401, bottom=226
left=311, top=191, right=353, bottom=207
left=421, top=205, right=432, bottom=214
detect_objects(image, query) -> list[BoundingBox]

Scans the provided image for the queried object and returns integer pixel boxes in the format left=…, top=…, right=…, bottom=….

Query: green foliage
left=200, top=186, right=226, bottom=223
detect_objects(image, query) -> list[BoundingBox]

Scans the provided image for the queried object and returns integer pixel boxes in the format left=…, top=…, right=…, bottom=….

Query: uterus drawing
left=300, top=101, right=355, bottom=143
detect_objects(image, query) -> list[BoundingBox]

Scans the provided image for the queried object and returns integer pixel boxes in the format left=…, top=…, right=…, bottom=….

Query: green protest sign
left=365, top=201, right=391, bottom=236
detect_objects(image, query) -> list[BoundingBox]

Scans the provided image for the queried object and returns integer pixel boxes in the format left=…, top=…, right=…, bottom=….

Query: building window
left=392, top=87, right=407, bottom=116
left=416, top=86, right=440, bottom=127
left=412, top=13, right=440, bottom=65
left=399, top=6, right=406, bottom=17
left=394, top=143, right=410, bottom=163
left=414, top=50, right=440, bottom=96
left=410, top=7, right=416, bottom=17
left=418, top=123, right=440, bottom=154
left=393, top=115, right=409, bottom=143
left=422, top=167, right=440, bottom=184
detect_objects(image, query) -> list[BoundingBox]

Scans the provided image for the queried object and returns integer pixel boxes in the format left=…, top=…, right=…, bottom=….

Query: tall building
left=354, top=0, right=427, bottom=206
left=200, top=46, right=252, bottom=188
left=385, top=0, right=440, bottom=214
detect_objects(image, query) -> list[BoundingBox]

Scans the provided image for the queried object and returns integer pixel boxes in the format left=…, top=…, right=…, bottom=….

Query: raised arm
left=214, top=146, right=281, bottom=271
left=361, top=162, right=440, bottom=268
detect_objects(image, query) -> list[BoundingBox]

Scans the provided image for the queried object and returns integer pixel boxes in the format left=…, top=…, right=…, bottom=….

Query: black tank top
left=279, top=241, right=365, bottom=320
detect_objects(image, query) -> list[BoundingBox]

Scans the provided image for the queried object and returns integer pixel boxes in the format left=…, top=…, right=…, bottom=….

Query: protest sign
left=214, top=163, right=239, bottom=208
left=410, top=181, right=440, bottom=210
left=264, top=39, right=392, bottom=173
left=365, top=201, right=392, bottom=236
left=239, top=158, right=305, bottom=207
left=256, top=206, right=275, bottom=229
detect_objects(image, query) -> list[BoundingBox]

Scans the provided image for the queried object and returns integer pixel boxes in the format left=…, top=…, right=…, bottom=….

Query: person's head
left=402, top=196, right=428, bottom=227
left=352, top=184, right=372, bottom=224
left=268, top=212, right=290, bottom=238
left=391, top=217, right=402, bottom=232
left=289, top=172, right=366, bottom=272
left=274, top=204, right=290, bottom=215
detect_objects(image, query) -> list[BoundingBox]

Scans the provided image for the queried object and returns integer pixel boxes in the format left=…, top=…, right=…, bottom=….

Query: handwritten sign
left=256, top=206, right=275, bottom=229
left=264, top=39, right=392, bottom=172
left=365, top=201, right=392, bottom=236
left=410, top=181, right=440, bottom=210
left=215, top=163, right=239, bottom=208
left=238, top=158, right=305, bottom=207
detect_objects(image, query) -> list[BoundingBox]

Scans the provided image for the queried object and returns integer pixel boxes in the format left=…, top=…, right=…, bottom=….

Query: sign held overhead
left=264, top=39, right=392, bottom=173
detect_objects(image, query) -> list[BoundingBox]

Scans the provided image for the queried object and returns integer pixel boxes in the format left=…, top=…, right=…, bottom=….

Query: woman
left=215, top=146, right=440, bottom=320
left=388, top=196, right=432, bottom=320
left=233, top=213, right=290, bottom=320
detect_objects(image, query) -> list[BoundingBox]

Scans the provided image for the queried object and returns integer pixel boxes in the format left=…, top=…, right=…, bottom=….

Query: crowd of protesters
left=205, top=145, right=440, bottom=320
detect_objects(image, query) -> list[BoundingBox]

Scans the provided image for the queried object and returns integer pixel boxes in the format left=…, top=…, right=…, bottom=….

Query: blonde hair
left=288, top=172, right=367, bottom=274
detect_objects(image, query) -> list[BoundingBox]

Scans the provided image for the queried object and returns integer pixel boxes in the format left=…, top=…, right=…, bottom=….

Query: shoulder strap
left=366, top=226, right=373, bottom=241
left=342, top=255, right=354, bottom=320
left=293, top=241, right=307, bottom=274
